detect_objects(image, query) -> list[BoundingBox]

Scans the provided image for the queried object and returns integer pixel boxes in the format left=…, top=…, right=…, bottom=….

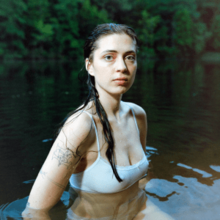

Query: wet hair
left=67, top=23, right=138, bottom=182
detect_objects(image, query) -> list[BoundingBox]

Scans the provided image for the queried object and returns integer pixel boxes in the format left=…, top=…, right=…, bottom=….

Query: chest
left=74, top=114, right=144, bottom=173
left=98, top=117, right=144, bottom=166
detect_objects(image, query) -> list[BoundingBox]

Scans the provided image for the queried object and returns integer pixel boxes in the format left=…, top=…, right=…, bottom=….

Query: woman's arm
left=126, top=103, right=148, bottom=189
left=136, top=108, right=147, bottom=153
left=23, top=112, right=93, bottom=215
left=127, top=102, right=147, bottom=152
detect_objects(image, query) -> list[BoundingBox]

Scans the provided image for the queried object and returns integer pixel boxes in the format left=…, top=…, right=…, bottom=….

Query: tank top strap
left=81, top=111, right=101, bottom=155
left=126, top=104, right=140, bottom=136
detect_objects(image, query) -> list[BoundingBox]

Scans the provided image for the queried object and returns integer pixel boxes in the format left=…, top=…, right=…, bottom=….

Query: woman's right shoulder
left=57, top=111, right=94, bottom=151
left=65, top=111, right=93, bottom=129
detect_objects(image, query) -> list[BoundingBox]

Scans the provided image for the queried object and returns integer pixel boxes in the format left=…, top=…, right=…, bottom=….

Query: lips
left=113, top=77, right=128, bottom=81
left=113, top=77, right=128, bottom=86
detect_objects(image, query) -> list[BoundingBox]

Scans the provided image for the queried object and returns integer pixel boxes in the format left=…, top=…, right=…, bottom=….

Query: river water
left=0, top=60, right=220, bottom=219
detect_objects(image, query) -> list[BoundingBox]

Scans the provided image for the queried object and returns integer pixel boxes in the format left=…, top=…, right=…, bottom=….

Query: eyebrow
left=101, top=50, right=136, bottom=55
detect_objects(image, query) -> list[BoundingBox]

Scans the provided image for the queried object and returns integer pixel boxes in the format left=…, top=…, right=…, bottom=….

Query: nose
left=116, top=57, right=127, bottom=73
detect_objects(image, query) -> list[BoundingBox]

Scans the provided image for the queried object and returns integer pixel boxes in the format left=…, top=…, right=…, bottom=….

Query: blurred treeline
left=0, top=0, right=220, bottom=60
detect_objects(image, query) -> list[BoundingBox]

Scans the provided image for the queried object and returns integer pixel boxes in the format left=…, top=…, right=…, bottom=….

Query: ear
left=85, top=58, right=94, bottom=76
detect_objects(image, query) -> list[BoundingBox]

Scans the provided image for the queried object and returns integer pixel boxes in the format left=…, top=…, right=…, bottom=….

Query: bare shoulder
left=57, top=111, right=94, bottom=153
left=123, top=102, right=148, bottom=148
left=64, top=111, right=93, bottom=132
left=124, top=102, right=147, bottom=120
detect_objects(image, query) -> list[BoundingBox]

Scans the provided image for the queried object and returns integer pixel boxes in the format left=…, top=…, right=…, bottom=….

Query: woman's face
left=86, top=33, right=137, bottom=97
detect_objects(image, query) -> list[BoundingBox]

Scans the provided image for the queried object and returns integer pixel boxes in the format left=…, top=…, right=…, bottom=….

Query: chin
left=100, top=85, right=130, bottom=97
left=112, top=87, right=129, bottom=95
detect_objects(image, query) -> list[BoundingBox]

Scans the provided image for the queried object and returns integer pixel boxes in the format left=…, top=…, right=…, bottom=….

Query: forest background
left=0, top=0, right=220, bottom=60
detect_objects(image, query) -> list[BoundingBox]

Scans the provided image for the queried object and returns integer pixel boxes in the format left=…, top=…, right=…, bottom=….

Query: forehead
left=95, top=33, right=136, bottom=53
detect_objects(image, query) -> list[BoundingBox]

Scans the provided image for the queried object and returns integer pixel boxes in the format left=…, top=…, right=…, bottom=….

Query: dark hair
left=67, top=23, right=138, bottom=182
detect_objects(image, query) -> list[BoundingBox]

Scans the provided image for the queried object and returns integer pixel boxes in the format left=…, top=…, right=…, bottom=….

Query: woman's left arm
left=130, top=104, right=147, bottom=153
left=129, top=103, right=148, bottom=189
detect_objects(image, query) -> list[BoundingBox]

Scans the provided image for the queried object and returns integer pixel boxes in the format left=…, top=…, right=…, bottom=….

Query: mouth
left=113, top=77, right=128, bottom=81
left=113, top=77, right=128, bottom=86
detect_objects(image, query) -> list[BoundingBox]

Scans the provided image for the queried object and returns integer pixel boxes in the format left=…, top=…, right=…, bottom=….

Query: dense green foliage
left=0, top=0, right=219, bottom=60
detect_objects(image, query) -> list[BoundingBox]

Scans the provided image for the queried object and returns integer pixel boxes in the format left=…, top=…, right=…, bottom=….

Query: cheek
left=95, top=66, right=111, bottom=79
left=128, top=62, right=137, bottom=71
left=130, top=68, right=137, bottom=84
left=131, top=74, right=136, bottom=85
left=94, top=68, right=109, bottom=85
left=131, top=66, right=137, bottom=77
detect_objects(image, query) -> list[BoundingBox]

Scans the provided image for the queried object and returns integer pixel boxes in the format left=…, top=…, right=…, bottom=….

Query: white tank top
left=69, top=107, right=149, bottom=193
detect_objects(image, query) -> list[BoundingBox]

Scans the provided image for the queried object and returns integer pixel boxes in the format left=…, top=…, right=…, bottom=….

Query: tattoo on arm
left=40, top=169, right=66, bottom=190
left=38, top=142, right=81, bottom=191
left=52, top=143, right=76, bottom=169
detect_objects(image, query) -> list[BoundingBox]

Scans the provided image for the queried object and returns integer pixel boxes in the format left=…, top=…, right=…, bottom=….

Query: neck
left=97, top=91, right=122, bottom=121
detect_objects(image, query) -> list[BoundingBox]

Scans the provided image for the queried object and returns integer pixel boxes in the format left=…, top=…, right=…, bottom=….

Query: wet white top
left=69, top=106, right=149, bottom=193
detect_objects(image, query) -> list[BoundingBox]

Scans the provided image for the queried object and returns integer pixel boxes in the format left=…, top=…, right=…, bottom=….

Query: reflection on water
left=0, top=192, right=71, bottom=220
left=66, top=184, right=146, bottom=220
left=1, top=182, right=171, bottom=220
left=0, top=60, right=220, bottom=219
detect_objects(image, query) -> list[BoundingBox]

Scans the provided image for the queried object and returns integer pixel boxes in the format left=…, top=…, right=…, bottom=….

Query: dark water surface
left=0, top=60, right=220, bottom=219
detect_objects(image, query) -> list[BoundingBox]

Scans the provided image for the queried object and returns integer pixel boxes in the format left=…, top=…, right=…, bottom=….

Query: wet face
left=86, top=33, right=137, bottom=97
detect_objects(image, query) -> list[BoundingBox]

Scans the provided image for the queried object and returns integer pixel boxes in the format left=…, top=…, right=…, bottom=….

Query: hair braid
left=87, top=75, right=123, bottom=182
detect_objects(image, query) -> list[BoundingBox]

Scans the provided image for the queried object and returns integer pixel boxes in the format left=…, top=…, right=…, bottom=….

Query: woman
left=23, top=23, right=173, bottom=220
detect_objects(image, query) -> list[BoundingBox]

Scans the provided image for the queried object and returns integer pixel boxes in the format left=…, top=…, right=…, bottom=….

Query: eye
left=104, top=55, right=113, bottom=61
left=126, top=55, right=135, bottom=61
